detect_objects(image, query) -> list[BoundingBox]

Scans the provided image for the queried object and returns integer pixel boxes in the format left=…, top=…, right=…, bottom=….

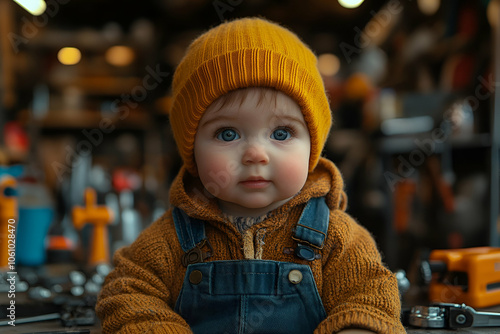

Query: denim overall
left=173, top=197, right=329, bottom=334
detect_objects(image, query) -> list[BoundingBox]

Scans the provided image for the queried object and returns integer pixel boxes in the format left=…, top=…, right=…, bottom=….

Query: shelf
left=19, top=109, right=151, bottom=130
left=377, top=133, right=492, bottom=155
left=50, top=76, right=145, bottom=96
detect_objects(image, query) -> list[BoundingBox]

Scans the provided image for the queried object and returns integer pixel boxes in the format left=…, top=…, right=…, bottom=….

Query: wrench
left=409, top=303, right=500, bottom=328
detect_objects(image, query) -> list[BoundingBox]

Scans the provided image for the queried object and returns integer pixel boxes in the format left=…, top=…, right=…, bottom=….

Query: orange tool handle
left=72, top=188, right=113, bottom=265
left=0, top=177, right=18, bottom=268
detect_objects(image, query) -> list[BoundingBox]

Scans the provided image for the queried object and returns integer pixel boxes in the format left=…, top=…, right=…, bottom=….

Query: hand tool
left=0, top=174, right=18, bottom=268
left=28, top=286, right=52, bottom=300
left=0, top=304, right=96, bottom=327
left=0, top=312, right=60, bottom=326
left=21, top=331, right=90, bottom=334
left=72, top=187, right=114, bottom=265
left=395, top=269, right=410, bottom=296
left=409, top=302, right=500, bottom=328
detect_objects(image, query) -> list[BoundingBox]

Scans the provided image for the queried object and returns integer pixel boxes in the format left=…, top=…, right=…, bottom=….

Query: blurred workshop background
left=0, top=0, right=499, bottom=298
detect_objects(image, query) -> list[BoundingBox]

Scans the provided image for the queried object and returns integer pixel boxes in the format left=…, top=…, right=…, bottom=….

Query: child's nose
left=242, top=144, right=269, bottom=165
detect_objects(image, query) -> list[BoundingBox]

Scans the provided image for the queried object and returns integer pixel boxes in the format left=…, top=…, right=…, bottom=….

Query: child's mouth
left=240, top=177, right=270, bottom=189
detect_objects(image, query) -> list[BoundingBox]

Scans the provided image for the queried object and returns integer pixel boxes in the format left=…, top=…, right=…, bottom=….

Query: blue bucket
left=17, top=207, right=54, bottom=266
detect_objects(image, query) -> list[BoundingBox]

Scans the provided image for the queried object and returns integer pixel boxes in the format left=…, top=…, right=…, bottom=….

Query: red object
left=426, top=156, right=455, bottom=213
left=112, top=168, right=141, bottom=192
left=47, top=235, right=75, bottom=250
left=450, top=54, right=476, bottom=91
left=393, top=180, right=416, bottom=233
left=4, top=121, right=29, bottom=153
left=457, top=4, right=478, bottom=39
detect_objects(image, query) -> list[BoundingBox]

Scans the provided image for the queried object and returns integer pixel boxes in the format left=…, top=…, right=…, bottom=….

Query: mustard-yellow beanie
left=170, top=17, right=332, bottom=176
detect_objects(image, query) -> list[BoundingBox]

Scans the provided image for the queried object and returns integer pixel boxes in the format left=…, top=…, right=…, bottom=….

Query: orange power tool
left=428, top=247, right=500, bottom=308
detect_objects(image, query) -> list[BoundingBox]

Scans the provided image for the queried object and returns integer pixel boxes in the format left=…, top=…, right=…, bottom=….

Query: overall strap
left=292, top=197, right=330, bottom=261
left=172, top=207, right=212, bottom=266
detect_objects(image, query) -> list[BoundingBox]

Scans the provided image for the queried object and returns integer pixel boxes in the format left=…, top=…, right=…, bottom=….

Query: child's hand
left=337, top=330, right=376, bottom=334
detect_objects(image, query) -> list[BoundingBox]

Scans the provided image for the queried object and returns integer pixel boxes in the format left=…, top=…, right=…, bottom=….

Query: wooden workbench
left=2, top=320, right=101, bottom=333
left=407, top=327, right=500, bottom=333
left=2, top=283, right=499, bottom=333
left=3, top=320, right=499, bottom=333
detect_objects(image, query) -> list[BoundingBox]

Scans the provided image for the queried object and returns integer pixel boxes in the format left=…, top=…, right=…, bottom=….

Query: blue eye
left=217, top=129, right=240, bottom=141
left=271, top=128, right=291, bottom=141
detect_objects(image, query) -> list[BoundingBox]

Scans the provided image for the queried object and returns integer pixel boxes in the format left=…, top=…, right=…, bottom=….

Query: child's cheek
left=276, top=155, right=309, bottom=193
left=198, top=152, right=237, bottom=195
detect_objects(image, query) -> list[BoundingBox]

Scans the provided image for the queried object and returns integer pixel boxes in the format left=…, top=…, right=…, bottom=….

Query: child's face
left=194, top=88, right=310, bottom=217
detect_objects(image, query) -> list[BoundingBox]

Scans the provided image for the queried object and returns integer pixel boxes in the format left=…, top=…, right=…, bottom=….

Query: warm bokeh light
left=488, top=0, right=500, bottom=28
left=105, top=45, right=135, bottom=67
left=417, top=0, right=440, bottom=16
left=338, top=0, right=364, bottom=9
left=13, top=0, right=46, bottom=16
left=57, top=47, right=82, bottom=65
left=318, top=53, right=340, bottom=77
left=344, top=73, right=372, bottom=101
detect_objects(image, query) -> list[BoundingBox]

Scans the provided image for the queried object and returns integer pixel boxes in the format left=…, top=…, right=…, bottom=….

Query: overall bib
left=173, top=197, right=329, bottom=334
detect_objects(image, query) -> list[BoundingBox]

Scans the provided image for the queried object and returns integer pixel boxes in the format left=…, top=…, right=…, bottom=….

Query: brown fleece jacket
left=96, top=158, right=405, bottom=333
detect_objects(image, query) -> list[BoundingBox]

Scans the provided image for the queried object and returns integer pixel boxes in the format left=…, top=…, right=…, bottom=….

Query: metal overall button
left=184, top=248, right=203, bottom=264
left=189, top=270, right=203, bottom=285
left=181, top=239, right=213, bottom=267
left=288, top=269, right=303, bottom=284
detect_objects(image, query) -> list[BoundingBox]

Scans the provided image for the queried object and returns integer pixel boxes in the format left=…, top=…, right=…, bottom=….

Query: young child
left=96, top=17, right=405, bottom=333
